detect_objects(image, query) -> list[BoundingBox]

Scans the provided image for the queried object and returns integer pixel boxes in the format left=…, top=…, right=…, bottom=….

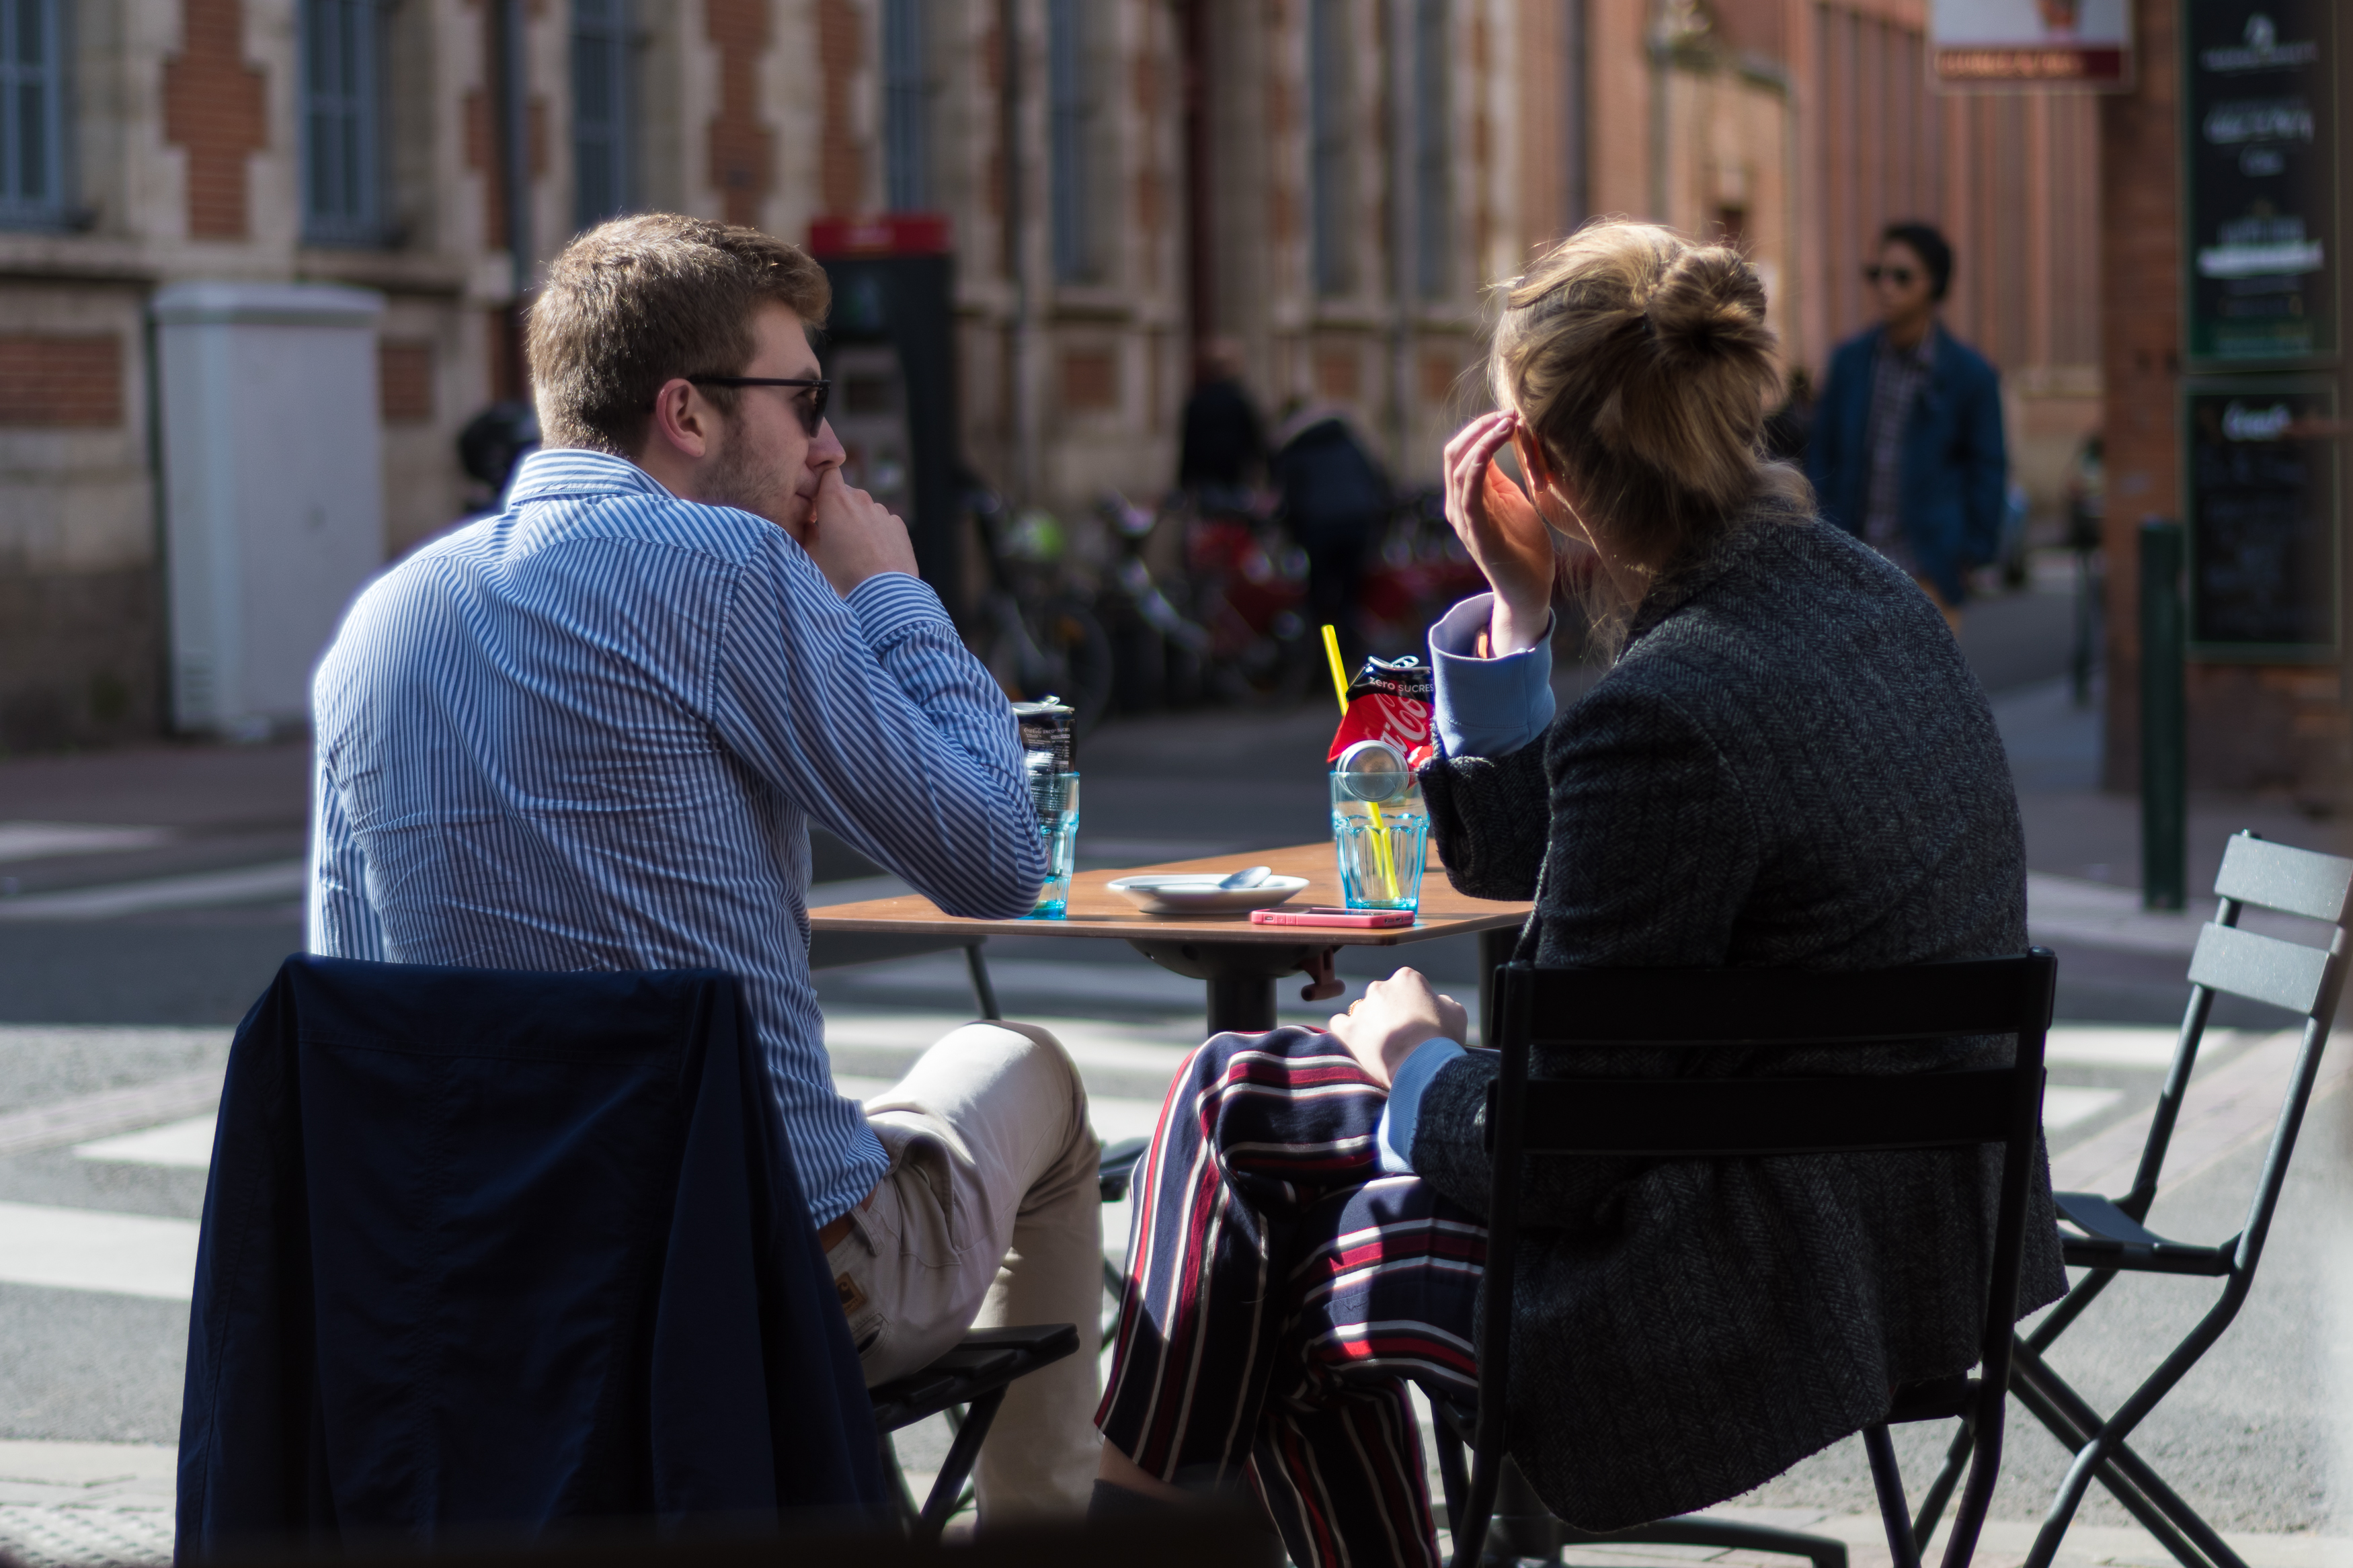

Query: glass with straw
left=1322, top=626, right=1429, bottom=913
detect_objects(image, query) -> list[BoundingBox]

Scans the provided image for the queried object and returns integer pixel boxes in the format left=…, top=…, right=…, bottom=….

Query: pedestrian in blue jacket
left=1805, top=222, right=2007, bottom=630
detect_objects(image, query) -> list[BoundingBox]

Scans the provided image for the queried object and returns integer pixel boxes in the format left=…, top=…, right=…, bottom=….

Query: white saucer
left=1105, top=874, right=1311, bottom=916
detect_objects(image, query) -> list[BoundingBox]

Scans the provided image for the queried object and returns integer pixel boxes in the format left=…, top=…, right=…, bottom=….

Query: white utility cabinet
left=153, top=282, right=386, bottom=739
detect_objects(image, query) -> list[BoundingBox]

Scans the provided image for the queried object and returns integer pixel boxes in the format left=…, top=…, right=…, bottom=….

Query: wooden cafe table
left=807, top=841, right=1533, bottom=1036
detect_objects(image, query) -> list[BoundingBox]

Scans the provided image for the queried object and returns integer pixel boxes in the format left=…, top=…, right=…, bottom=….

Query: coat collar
left=1622, top=478, right=1814, bottom=647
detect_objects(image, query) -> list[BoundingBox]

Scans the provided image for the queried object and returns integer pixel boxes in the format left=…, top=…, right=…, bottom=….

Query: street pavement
left=3, top=567, right=2351, bottom=1565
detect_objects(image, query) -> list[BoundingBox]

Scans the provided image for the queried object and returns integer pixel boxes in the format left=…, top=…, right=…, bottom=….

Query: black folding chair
left=805, top=933, right=1110, bottom=1532
left=876, top=1135, right=1158, bottom=1530
left=1439, top=950, right=2058, bottom=1568
left=869, top=1324, right=1082, bottom=1532
left=1911, top=832, right=2351, bottom=1568
left=869, top=1136, right=1142, bottom=1534
left=889, top=1133, right=1153, bottom=1532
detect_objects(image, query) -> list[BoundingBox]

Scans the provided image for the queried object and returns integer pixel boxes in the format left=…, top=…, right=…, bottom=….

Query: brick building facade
left=2, top=0, right=2107, bottom=755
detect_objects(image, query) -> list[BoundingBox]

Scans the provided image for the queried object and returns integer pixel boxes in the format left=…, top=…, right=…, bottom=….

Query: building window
left=1560, top=0, right=1589, bottom=233
left=882, top=0, right=929, bottom=211
left=0, top=0, right=66, bottom=226
left=572, top=0, right=631, bottom=230
left=1308, top=0, right=1353, bottom=296
left=1413, top=0, right=1449, bottom=298
left=1047, top=0, right=1094, bottom=282
left=301, top=0, right=385, bottom=245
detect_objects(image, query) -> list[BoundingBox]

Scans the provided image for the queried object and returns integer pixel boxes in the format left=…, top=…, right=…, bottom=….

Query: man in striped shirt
left=310, top=215, right=1103, bottom=1518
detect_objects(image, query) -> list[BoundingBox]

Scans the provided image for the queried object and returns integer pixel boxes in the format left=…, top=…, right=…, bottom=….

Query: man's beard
left=696, top=417, right=793, bottom=528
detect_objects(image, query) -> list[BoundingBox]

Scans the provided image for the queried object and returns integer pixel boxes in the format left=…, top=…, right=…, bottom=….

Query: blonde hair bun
left=1644, top=246, right=1774, bottom=367
left=1488, top=220, right=1802, bottom=581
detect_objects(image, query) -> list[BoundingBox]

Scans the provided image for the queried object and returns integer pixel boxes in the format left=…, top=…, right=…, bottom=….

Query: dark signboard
left=809, top=215, right=965, bottom=615
left=2184, top=382, right=2341, bottom=659
left=2183, top=1, right=2338, bottom=367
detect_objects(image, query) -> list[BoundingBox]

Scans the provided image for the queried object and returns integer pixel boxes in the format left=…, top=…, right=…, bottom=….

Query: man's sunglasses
left=687, top=375, right=831, bottom=435
left=1862, top=264, right=1918, bottom=287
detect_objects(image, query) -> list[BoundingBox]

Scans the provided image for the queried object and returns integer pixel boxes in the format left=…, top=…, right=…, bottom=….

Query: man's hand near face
left=793, top=468, right=920, bottom=596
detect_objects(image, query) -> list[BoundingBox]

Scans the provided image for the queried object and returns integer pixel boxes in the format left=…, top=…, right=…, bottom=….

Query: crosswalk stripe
left=0, top=1067, right=225, bottom=1158
left=0, top=1202, right=198, bottom=1302
left=0, top=861, right=306, bottom=922
left=73, top=1115, right=218, bottom=1170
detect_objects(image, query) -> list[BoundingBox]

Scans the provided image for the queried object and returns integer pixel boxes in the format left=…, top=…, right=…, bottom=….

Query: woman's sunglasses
left=687, top=376, right=832, bottom=436
left=1862, top=264, right=1918, bottom=288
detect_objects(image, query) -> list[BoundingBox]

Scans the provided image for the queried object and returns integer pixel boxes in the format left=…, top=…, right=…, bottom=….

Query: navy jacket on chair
left=175, top=956, right=888, bottom=1561
left=1805, top=325, right=2007, bottom=606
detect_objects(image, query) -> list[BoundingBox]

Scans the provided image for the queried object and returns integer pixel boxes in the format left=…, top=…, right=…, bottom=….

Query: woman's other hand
left=1327, top=967, right=1471, bottom=1088
left=1442, top=411, right=1554, bottom=655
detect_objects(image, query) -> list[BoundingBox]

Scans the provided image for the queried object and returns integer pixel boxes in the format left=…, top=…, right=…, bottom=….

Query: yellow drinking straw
left=1320, top=623, right=1352, bottom=714
left=1321, top=625, right=1399, bottom=901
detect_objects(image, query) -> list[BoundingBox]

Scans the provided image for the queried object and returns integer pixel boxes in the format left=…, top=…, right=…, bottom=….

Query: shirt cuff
left=1375, top=1037, right=1468, bottom=1174
left=1429, top=594, right=1556, bottom=760
left=845, top=571, right=952, bottom=649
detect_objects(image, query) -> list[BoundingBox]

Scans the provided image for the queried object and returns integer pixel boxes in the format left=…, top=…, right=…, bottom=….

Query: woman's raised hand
left=1442, top=412, right=1556, bottom=654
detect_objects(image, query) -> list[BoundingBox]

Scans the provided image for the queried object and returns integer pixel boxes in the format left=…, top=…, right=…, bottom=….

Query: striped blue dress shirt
left=309, top=448, right=1047, bottom=1223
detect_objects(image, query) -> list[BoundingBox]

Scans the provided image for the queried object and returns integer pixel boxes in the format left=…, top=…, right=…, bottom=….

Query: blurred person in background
left=1271, top=402, right=1390, bottom=668
left=455, top=401, right=541, bottom=518
left=1806, top=221, right=2007, bottom=634
left=1176, top=337, right=1267, bottom=519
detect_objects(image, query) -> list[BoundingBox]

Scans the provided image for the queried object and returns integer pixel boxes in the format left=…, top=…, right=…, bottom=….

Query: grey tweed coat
left=1414, top=493, right=2068, bottom=1530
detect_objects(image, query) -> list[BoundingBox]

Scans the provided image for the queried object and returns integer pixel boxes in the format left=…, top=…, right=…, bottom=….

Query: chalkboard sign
left=2184, top=382, right=2340, bottom=659
left=2182, top=1, right=2338, bottom=367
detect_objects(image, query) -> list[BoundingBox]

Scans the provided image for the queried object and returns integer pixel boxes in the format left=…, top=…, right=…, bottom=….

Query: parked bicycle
left=963, top=487, right=1116, bottom=733
left=1094, top=491, right=1213, bottom=714
left=1182, top=494, right=1316, bottom=704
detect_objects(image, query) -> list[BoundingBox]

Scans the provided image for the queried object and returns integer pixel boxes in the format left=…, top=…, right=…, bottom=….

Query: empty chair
left=1914, top=831, right=2352, bottom=1568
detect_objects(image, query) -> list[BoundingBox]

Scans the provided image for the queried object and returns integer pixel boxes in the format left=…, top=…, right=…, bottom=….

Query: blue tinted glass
left=309, top=110, right=336, bottom=214
left=575, top=40, right=610, bottom=120
left=571, top=0, right=629, bottom=228
left=306, top=0, right=333, bottom=94
left=337, top=0, right=359, bottom=97
left=1048, top=0, right=1085, bottom=279
left=883, top=0, right=927, bottom=211
left=17, top=81, right=42, bottom=198
left=303, top=0, right=383, bottom=237
left=0, top=0, right=67, bottom=216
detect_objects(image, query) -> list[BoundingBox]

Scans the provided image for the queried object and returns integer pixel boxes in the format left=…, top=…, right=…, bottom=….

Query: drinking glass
left=1026, top=770, right=1080, bottom=918
left=1330, top=770, right=1429, bottom=912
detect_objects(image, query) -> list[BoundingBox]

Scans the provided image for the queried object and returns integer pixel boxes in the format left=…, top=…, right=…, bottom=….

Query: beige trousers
left=823, top=1020, right=1104, bottom=1521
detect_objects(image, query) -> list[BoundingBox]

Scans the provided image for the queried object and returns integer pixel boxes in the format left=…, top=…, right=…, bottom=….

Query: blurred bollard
left=2071, top=533, right=2102, bottom=709
left=2139, top=518, right=2187, bottom=911
left=2066, top=457, right=2104, bottom=708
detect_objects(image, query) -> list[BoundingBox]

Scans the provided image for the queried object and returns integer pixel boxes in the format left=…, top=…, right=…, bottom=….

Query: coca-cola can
left=1012, top=698, right=1076, bottom=774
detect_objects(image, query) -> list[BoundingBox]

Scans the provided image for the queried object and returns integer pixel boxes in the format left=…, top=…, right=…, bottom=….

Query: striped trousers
left=1096, top=1026, right=1487, bottom=1568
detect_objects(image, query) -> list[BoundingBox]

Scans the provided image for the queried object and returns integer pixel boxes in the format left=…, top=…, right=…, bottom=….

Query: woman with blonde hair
left=1090, top=222, right=2065, bottom=1567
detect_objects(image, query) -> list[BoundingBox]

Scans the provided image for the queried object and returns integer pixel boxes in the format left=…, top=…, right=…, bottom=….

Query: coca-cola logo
left=1328, top=692, right=1434, bottom=764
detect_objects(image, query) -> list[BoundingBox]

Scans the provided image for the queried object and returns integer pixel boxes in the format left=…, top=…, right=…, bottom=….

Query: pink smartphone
left=1249, top=907, right=1414, bottom=929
